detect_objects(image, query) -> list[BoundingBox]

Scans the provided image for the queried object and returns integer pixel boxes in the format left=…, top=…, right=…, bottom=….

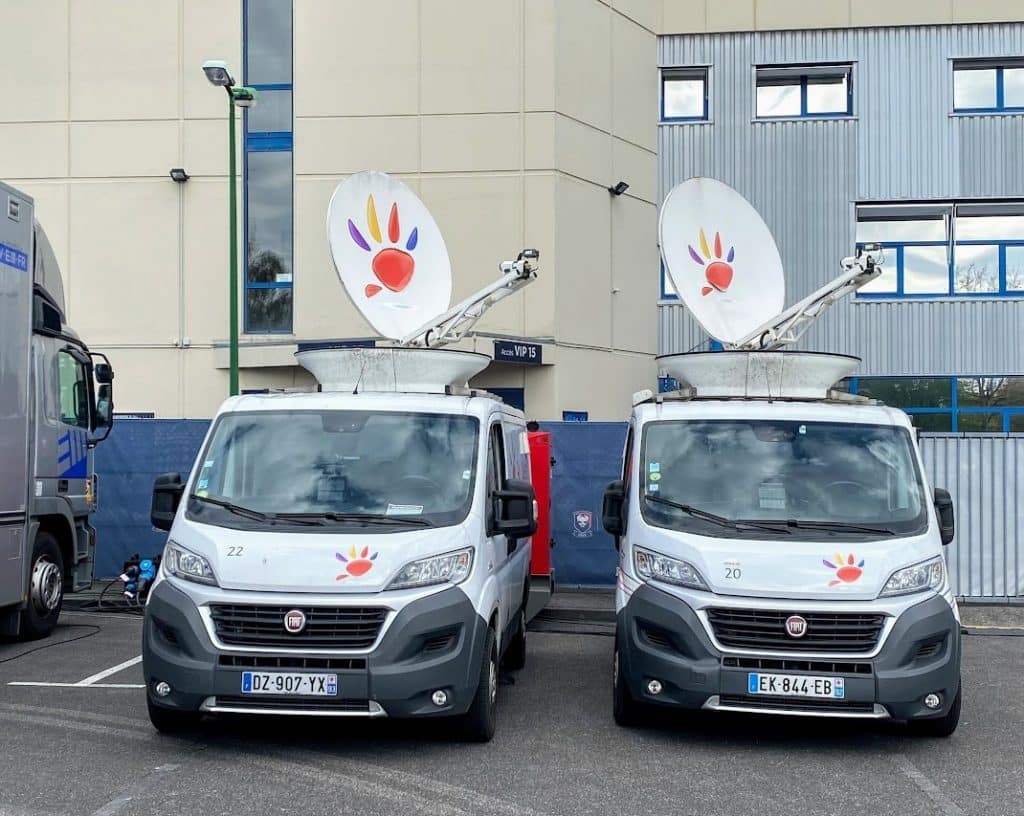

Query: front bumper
left=143, top=580, right=488, bottom=719
left=617, top=583, right=960, bottom=721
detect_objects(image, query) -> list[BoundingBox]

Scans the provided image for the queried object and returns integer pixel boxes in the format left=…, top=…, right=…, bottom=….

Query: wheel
left=908, top=684, right=961, bottom=738
left=502, top=606, right=527, bottom=671
left=147, top=695, right=201, bottom=734
left=19, top=532, right=63, bottom=640
left=459, top=627, right=497, bottom=742
left=612, top=637, right=646, bottom=727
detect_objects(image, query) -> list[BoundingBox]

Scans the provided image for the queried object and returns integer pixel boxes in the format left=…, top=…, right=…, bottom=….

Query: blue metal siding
left=657, top=23, right=1024, bottom=376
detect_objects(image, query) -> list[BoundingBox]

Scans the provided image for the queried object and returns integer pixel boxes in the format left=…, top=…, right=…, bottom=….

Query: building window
left=660, top=259, right=678, bottom=300
left=953, top=60, right=1024, bottom=113
left=243, top=0, right=293, bottom=333
left=844, top=376, right=1024, bottom=433
left=856, top=202, right=1024, bottom=298
left=755, top=64, right=853, bottom=119
left=661, top=68, right=708, bottom=122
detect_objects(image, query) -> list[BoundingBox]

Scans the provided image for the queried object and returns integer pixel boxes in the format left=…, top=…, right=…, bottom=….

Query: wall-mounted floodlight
left=608, top=181, right=630, bottom=196
left=202, top=59, right=234, bottom=87
left=169, top=168, right=190, bottom=183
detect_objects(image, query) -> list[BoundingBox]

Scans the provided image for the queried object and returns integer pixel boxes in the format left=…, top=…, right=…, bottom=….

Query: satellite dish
left=327, top=171, right=452, bottom=340
left=659, top=177, right=785, bottom=345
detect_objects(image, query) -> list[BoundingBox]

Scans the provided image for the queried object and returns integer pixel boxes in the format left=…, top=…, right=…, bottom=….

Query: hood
left=169, top=517, right=475, bottom=594
left=635, top=525, right=941, bottom=601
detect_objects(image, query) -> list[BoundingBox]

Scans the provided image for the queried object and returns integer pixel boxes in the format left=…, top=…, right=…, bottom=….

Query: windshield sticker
left=462, top=469, right=472, bottom=480
left=386, top=503, right=424, bottom=516
left=758, top=482, right=786, bottom=510
left=649, top=472, right=661, bottom=482
left=336, top=546, right=378, bottom=580
left=196, top=478, right=209, bottom=491
left=798, top=425, right=807, bottom=435
left=203, top=459, right=215, bottom=467
left=648, top=462, right=660, bottom=473
left=647, top=482, right=659, bottom=493
left=824, top=553, right=865, bottom=587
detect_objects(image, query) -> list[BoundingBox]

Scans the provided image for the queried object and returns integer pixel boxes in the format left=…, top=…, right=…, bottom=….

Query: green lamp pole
left=202, top=60, right=257, bottom=397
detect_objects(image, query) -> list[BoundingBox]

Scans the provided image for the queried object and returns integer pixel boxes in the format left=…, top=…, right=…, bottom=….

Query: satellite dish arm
left=399, top=250, right=539, bottom=348
left=730, top=245, right=884, bottom=351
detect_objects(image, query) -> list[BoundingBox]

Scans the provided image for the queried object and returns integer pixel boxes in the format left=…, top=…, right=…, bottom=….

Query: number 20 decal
left=725, top=567, right=741, bottom=580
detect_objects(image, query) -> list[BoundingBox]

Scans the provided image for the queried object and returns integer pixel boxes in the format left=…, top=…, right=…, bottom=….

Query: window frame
left=660, top=67, right=710, bottom=123
left=846, top=376, right=1024, bottom=433
left=242, top=0, right=294, bottom=335
left=754, top=63, right=854, bottom=120
left=855, top=201, right=1024, bottom=299
left=952, top=59, right=1024, bottom=115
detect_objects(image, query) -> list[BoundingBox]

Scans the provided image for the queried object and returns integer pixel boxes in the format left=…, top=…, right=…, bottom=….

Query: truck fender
left=472, top=574, right=502, bottom=650
left=29, top=497, right=77, bottom=574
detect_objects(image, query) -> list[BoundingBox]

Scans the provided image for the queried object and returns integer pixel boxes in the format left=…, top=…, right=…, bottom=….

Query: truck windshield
left=186, top=410, right=479, bottom=531
left=640, top=420, right=928, bottom=539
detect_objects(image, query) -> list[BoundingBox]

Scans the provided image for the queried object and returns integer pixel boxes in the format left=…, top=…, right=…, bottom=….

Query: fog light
left=647, top=679, right=663, bottom=695
left=924, top=693, right=941, bottom=710
left=431, top=689, right=448, bottom=707
left=154, top=681, right=171, bottom=697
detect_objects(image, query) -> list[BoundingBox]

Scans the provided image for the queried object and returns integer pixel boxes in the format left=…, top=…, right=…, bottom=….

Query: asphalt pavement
left=0, top=608, right=1022, bottom=816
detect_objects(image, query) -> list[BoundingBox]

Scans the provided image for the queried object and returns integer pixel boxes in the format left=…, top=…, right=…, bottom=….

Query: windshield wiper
left=738, top=519, right=896, bottom=536
left=189, top=495, right=324, bottom=526
left=274, top=512, right=432, bottom=527
left=644, top=494, right=789, bottom=535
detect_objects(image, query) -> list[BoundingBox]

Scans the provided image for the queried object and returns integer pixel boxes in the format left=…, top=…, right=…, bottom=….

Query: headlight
left=634, top=546, right=708, bottom=590
left=386, top=548, right=473, bottom=591
left=879, top=556, right=945, bottom=597
left=164, top=541, right=218, bottom=586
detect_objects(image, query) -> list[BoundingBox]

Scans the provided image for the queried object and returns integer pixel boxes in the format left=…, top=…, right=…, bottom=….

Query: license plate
left=240, top=671, right=338, bottom=696
left=747, top=672, right=845, bottom=699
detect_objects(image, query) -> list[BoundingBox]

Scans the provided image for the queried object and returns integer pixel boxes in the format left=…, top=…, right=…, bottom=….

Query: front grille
left=707, top=608, right=885, bottom=653
left=209, top=604, right=387, bottom=648
left=218, top=655, right=366, bottom=670
left=215, top=695, right=369, bottom=712
left=719, top=695, right=876, bottom=714
left=723, top=656, right=873, bottom=675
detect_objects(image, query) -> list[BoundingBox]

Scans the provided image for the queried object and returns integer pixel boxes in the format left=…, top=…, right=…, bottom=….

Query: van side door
left=485, top=421, right=511, bottom=637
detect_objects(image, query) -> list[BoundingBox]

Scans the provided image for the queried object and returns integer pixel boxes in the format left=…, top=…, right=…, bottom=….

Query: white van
left=603, top=352, right=961, bottom=737
left=142, top=364, right=536, bottom=742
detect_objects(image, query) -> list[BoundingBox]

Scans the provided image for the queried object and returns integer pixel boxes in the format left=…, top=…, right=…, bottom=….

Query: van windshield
left=186, top=410, right=479, bottom=531
left=640, top=420, right=928, bottom=539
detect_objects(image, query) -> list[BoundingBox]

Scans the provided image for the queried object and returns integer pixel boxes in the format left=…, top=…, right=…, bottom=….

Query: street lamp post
left=202, top=60, right=257, bottom=397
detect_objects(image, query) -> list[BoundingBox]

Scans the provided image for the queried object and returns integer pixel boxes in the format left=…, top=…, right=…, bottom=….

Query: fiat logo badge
left=284, top=609, right=306, bottom=634
left=785, top=615, right=807, bottom=638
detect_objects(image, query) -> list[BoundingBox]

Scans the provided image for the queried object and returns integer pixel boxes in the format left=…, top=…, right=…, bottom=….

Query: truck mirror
left=602, top=480, right=626, bottom=538
left=151, top=473, right=185, bottom=532
left=492, top=479, right=538, bottom=538
left=94, top=384, right=113, bottom=429
left=934, top=488, right=955, bottom=546
left=94, top=362, right=114, bottom=384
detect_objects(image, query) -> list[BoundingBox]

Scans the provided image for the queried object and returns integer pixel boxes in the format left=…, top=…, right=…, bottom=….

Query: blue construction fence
left=93, top=420, right=626, bottom=586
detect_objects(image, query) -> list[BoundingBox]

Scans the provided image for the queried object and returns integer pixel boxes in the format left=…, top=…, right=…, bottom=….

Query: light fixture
left=230, top=86, right=258, bottom=108
left=169, top=168, right=190, bottom=183
left=202, top=59, right=234, bottom=87
left=608, top=181, right=630, bottom=196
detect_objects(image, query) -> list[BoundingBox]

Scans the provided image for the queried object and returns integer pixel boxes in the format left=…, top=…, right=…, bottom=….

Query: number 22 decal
left=227, top=546, right=244, bottom=557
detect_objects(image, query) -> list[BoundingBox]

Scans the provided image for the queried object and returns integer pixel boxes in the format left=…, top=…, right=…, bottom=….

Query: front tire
left=612, top=637, right=645, bottom=727
left=19, top=532, right=63, bottom=640
left=147, top=695, right=201, bottom=734
left=459, top=627, right=497, bottom=742
left=908, top=684, right=961, bottom=738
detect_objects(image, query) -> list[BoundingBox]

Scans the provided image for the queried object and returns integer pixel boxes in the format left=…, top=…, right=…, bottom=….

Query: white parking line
left=8, top=682, right=144, bottom=689
left=895, top=755, right=965, bottom=816
left=74, top=655, right=143, bottom=686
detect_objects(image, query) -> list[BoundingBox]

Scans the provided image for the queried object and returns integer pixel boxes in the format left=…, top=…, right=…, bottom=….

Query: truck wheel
left=502, top=607, right=527, bottom=671
left=19, top=532, right=64, bottom=640
left=908, top=684, right=961, bottom=738
left=459, top=627, right=497, bottom=742
left=612, top=638, right=645, bottom=727
left=147, top=695, right=201, bottom=734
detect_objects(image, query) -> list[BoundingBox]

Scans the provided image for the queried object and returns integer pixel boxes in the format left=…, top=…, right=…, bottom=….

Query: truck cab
left=142, top=377, right=537, bottom=742
left=604, top=353, right=961, bottom=737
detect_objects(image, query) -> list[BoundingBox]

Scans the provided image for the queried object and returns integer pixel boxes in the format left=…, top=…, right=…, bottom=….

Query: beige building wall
left=0, top=0, right=659, bottom=422
left=659, top=0, right=1024, bottom=34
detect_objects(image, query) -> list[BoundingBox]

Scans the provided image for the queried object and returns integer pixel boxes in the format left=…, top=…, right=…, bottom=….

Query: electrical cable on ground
left=0, top=624, right=101, bottom=665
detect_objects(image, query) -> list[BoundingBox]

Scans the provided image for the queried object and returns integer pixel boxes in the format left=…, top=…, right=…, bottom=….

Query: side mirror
left=492, top=479, right=538, bottom=539
left=94, top=384, right=113, bottom=429
left=151, top=473, right=184, bottom=532
left=602, top=479, right=626, bottom=538
left=934, top=487, right=955, bottom=546
left=94, top=362, right=114, bottom=384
